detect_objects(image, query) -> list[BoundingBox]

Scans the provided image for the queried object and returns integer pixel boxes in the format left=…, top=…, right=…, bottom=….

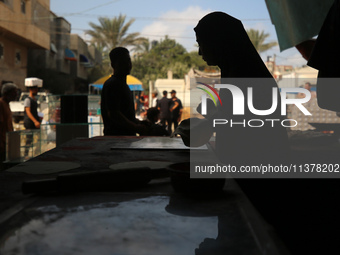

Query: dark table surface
left=0, top=136, right=291, bottom=255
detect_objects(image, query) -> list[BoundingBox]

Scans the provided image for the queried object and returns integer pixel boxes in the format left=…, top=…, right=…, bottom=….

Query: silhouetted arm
left=108, top=109, right=145, bottom=134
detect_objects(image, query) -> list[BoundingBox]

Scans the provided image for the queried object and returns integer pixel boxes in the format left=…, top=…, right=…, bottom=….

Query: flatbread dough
left=6, top=161, right=81, bottom=175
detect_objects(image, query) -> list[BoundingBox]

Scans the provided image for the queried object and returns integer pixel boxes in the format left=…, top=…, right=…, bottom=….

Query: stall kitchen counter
left=0, top=136, right=289, bottom=255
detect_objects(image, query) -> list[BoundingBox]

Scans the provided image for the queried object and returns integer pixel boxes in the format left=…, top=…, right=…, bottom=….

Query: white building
left=152, top=69, right=221, bottom=119
left=277, top=65, right=318, bottom=89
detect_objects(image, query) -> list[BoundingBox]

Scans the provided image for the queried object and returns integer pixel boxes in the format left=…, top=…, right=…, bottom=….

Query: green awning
left=265, top=0, right=334, bottom=51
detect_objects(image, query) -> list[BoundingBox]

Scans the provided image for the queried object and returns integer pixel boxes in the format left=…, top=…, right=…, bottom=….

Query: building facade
left=27, top=14, right=74, bottom=94
left=27, top=12, right=101, bottom=94
left=0, top=0, right=50, bottom=89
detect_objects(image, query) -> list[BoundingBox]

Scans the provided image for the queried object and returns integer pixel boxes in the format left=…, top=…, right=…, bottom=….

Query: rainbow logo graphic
left=197, top=82, right=222, bottom=106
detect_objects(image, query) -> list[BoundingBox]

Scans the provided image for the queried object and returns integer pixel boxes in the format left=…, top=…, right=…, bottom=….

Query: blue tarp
left=79, top=54, right=89, bottom=63
left=64, top=48, right=77, bottom=61
left=80, top=54, right=92, bottom=67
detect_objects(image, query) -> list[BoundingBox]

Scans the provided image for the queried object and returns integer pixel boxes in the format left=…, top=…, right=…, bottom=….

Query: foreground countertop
left=0, top=136, right=289, bottom=255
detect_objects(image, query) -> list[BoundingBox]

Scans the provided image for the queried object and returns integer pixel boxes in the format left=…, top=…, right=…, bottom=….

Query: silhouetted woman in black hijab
left=194, top=12, right=290, bottom=166
left=193, top=12, right=340, bottom=254
left=193, top=11, right=300, bottom=251
left=194, top=12, right=272, bottom=78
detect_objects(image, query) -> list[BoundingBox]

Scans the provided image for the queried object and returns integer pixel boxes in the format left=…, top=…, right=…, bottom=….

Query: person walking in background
left=139, top=91, right=146, bottom=112
left=151, top=92, right=158, bottom=107
left=24, top=80, right=42, bottom=157
left=134, top=93, right=141, bottom=116
left=0, top=80, right=14, bottom=98
left=297, top=82, right=316, bottom=98
left=0, top=83, right=18, bottom=169
left=139, top=91, right=148, bottom=119
left=24, top=85, right=41, bottom=131
left=101, top=47, right=145, bottom=136
left=304, top=82, right=316, bottom=98
left=170, top=90, right=183, bottom=131
left=157, top=90, right=172, bottom=133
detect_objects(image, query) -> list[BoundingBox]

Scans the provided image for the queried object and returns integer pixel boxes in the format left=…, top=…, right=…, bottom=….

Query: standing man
left=24, top=78, right=43, bottom=157
left=24, top=80, right=42, bottom=130
left=101, top=47, right=145, bottom=136
left=139, top=91, right=146, bottom=112
left=157, top=90, right=172, bottom=133
left=151, top=92, right=158, bottom=107
left=0, top=83, right=18, bottom=169
left=297, top=82, right=316, bottom=99
left=134, top=93, right=141, bottom=116
left=170, top=90, right=183, bottom=131
left=304, top=82, right=316, bottom=98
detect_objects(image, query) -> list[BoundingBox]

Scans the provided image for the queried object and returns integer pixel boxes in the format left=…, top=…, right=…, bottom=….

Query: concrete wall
left=54, top=17, right=71, bottom=74
left=278, top=66, right=318, bottom=89
left=70, top=34, right=88, bottom=80
left=88, top=45, right=102, bottom=65
left=0, top=35, right=28, bottom=89
left=0, top=0, right=50, bottom=90
left=27, top=13, right=98, bottom=94
left=0, top=0, right=50, bottom=49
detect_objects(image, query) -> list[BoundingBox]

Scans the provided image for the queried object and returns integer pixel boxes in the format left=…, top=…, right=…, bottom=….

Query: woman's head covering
left=194, top=11, right=270, bottom=77
left=194, top=12, right=252, bottom=51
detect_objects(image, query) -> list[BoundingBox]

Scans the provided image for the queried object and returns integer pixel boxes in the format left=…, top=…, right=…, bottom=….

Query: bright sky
left=50, top=0, right=307, bottom=67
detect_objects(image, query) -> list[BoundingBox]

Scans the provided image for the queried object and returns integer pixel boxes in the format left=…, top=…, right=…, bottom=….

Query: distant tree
left=86, top=14, right=147, bottom=78
left=131, top=36, right=187, bottom=86
left=182, top=51, right=218, bottom=72
left=86, top=14, right=146, bottom=51
left=132, top=39, right=154, bottom=55
left=246, top=29, right=278, bottom=53
left=131, top=37, right=217, bottom=91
